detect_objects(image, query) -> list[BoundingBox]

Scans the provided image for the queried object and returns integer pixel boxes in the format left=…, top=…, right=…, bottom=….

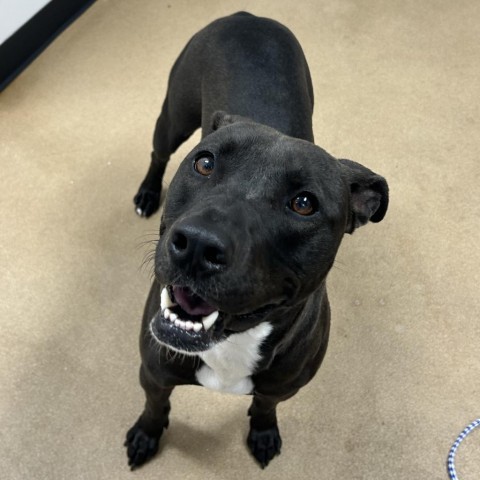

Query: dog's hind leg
left=247, top=390, right=298, bottom=468
left=125, top=366, right=174, bottom=469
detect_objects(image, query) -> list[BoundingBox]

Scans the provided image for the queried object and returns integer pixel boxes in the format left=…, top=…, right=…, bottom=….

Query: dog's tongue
left=173, top=286, right=217, bottom=317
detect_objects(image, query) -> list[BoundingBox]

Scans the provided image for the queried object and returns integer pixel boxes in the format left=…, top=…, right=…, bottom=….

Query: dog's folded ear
left=211, top=110, right=254, bottom=131
left=338, top=159, right=389, bottom=234
left=211, top=111, right=235, bottom=130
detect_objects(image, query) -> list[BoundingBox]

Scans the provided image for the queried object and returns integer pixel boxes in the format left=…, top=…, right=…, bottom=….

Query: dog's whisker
left=135, top=240, right=158, bottom=249
left=139, top=252, right=157, bottom=278
left=331, top=261, right=349, bottom=274
left=136, top=238, right=159, bottom=249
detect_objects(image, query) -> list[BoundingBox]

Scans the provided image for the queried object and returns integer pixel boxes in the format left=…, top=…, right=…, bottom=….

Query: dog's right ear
left=211, top=110, right=252, bottom=131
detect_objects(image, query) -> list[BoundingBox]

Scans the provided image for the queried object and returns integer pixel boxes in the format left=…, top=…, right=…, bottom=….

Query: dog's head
left=149, top=112, right=388, bottom=353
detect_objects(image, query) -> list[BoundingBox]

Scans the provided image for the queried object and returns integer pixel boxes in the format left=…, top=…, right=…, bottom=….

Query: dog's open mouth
left=149, top=285, right=224, bottom=353
left=149, top=284, right=282, bottom=353
left=162, top=285, right=220, bottom=332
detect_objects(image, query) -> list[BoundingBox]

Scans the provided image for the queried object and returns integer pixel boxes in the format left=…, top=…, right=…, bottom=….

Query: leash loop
left=447, top=418, right=480, bottom=479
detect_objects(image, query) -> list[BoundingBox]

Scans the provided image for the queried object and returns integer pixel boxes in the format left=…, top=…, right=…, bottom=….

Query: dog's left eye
left=194, top=155, right=215, bottom=176
left=289, top=192, right=318, bottom=216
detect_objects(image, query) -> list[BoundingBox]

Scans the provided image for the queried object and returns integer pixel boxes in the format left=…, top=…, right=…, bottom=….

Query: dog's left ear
left=211, top=110, right=253, bottom=131
left=338, top=158, right=389, bottom=234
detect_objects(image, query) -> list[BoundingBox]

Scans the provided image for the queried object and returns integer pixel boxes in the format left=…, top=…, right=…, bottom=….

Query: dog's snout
left=169, top=221, right=231, bottom=273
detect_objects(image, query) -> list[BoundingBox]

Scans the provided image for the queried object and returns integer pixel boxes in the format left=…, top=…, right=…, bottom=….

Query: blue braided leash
left=447, top=418, right=480, bottom=479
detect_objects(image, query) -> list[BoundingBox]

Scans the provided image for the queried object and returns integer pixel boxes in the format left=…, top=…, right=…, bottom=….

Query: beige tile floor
left=1, top=1, right=479, bottom=478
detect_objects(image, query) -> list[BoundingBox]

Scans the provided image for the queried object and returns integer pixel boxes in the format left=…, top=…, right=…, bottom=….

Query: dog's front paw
left=247, top=425, right=282, bottom=468
left=133, top=187, right=161, bottom=218
left=124, top=422, right=161, bottom=470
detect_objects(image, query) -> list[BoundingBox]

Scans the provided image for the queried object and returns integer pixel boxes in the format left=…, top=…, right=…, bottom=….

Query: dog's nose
left=169, top=220, right=232, bottom=273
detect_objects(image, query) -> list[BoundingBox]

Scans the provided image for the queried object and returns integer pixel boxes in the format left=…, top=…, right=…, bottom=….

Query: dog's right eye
left=289, top=192, right=318, bottom=216
left=194, top=155, right=215, bottom=176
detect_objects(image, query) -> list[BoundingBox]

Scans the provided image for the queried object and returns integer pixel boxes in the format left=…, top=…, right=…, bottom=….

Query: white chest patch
left=196, top=322, right=272, bottom=395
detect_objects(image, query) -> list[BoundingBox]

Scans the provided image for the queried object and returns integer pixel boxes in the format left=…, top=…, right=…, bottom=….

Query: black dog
left=126, top=12, right=388, bottom=469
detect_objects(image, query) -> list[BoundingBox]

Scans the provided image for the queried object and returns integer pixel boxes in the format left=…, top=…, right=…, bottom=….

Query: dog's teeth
left=160, top=289, right=168, bottom=310
left=164, top=308, right=171, bottom=319
left=202, top=311, right=219, bottom=331
left=193, top=322, right=203, bottom=333
left=170, top=313, right=178, bottom=321
left=185, top=321, right=194, bottom=331
left=174, top=319, right=182, bottom=328
left=136, top=208, right=143, bottom=216
left=161, top=287, right=175, bottom=310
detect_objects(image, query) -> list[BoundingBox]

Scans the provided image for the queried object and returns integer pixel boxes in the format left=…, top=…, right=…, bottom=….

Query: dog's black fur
left=126, top=12, right=388, bottom=469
